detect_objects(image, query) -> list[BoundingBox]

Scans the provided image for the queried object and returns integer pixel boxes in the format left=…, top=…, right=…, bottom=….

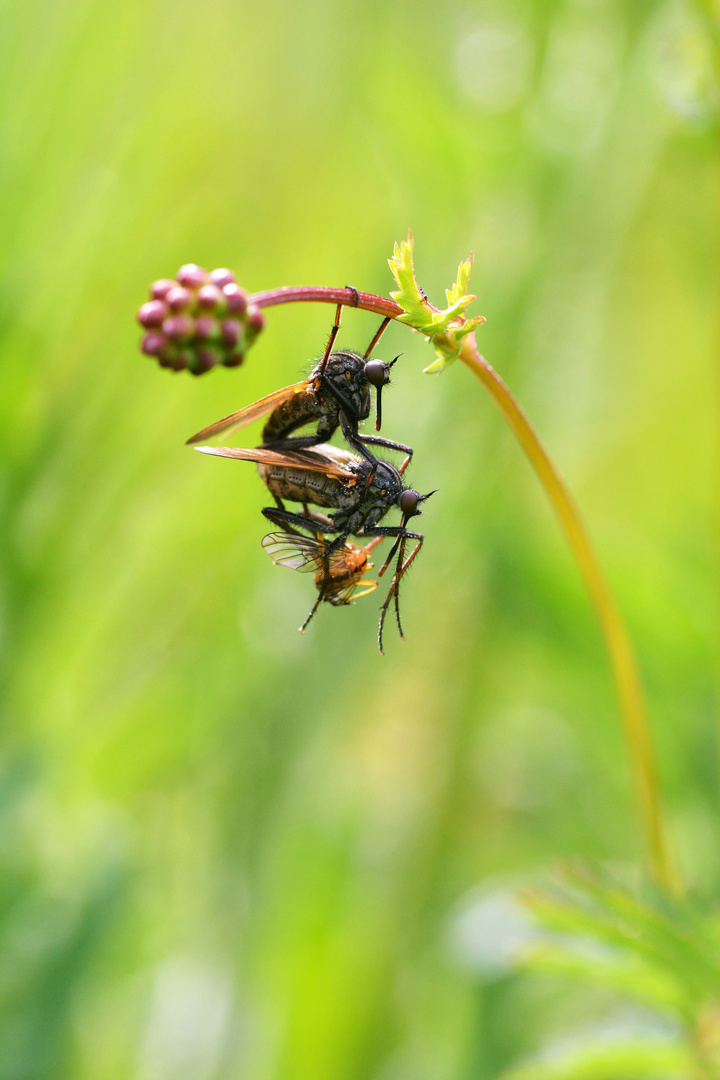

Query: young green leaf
left=387, top=230, right=485, bottom=373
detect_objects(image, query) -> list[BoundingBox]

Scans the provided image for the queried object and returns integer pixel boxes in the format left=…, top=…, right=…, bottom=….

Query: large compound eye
left=364, top=359, right=388, bottom=388
left=400, top=489, right=419, bottom=517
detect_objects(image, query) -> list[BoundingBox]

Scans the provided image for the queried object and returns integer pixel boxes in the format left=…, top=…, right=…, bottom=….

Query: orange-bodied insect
left=261, top=529, right=383, bottom=631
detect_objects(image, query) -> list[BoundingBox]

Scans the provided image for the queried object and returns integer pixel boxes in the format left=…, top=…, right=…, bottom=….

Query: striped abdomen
left=257, top=460, right=346, bottom=508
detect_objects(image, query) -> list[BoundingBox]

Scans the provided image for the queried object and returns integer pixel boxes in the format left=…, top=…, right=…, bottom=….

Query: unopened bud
left=191, top=347, right=221, bottom=374
left=172, top=352, right=192, bottom=371
left=223, top=283, right=247, bottom=316
left=177, top=263, right=208, bottom=289
left=166, top=286, right=192, bottom=312
left=224, top=352, right=245, bottom=368
left=246, top=305, right=266, bottom=338
left=197, top=284, right=223, bottom=311
left=195, top=316, right=219, bottom=341
left=162, top=315, right=194, bottom=341
left=220, top=319, right=241, bottom=349
left=141, top=331, right=166, bottom=356
left=210, top=267, right=235, bottom=288
left=138, top=300, right=167, bottom=328
left=151, top=279, right=176, bottom=301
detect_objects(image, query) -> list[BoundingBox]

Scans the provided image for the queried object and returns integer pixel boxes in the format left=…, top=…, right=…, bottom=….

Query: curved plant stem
left=459, top=338, right=675, bottom=893
left=251, top=286, right=402, bottom=319
left=248, top=284, right=675, bottom=891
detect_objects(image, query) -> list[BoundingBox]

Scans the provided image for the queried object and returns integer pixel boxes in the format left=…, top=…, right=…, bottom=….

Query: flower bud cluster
left=137, top=265, right=266, bottom=374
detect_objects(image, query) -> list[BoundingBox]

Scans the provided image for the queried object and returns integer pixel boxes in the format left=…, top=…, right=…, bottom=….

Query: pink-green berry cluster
left=137, top=264, right=265, bottom=374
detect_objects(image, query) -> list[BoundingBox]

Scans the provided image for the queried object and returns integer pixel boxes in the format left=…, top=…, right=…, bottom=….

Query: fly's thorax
left=360, top=461, right=407, bottom=528
left=315, top=350, right=372, bottom=423
left=313, top=544, right=367, bottom=595
left=370, top=460, right=404, bottom=505
left=330, top=458, right=404, bottom=534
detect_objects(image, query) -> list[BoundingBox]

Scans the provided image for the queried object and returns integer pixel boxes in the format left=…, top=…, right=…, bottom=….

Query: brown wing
left=193, top=444, right=356, bottom=478
left=186, top=380, right=311, bottom=445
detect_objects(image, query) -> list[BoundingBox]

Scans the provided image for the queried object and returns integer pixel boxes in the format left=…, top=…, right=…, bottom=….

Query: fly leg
left=354, top=433, right=413, bottom=475
left=262, top=507, right=334, bottom=533
left=263, top=433, right=328, bottom=452
left=260, top=507, right=350, bottom=555
left=357, top=525, right=424, bottom=654
left=363, top=317, right=391, bottom=359
left=380, top=536, right=423, bottom=651
left=318, top=303, right=344, bottom=376
left=300, top=595, right=323, bottom=634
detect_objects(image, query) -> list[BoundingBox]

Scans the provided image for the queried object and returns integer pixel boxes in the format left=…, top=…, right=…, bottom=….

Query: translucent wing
left=186, top=380, right=311, bottom=444
left=261, top=532, right=324, bottom=572
left=193, top=444, right=356, bottom=477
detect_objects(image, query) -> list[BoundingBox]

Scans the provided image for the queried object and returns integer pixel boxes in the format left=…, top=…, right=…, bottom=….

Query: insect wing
left=261, top=532, right=323, bottom=573
left=186, top=380, right=311, bottom=444
left=193, top=444, right=356, bottom=477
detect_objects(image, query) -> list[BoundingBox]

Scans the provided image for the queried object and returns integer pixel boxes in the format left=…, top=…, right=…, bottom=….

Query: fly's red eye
left=364, top=359, right=388, bottom=388
left=400, top=489, right=419, bottom=516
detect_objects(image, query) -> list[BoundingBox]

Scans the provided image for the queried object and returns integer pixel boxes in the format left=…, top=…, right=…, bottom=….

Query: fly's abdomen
left=258, top=462, right=345, bottom=507
left=262, top=389, right=320, bottom=442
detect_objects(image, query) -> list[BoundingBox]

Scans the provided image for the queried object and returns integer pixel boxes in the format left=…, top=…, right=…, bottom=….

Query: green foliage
left=0, top=0, right=716, bottom=1076
left=498, top=869, right=720, bottom=1079
left=387, top=231, right=485, bottom=373
left=500, top=1041, right=694, bottom=1080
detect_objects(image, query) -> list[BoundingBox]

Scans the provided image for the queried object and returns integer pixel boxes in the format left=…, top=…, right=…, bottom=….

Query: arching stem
left=248, top=283, right=675, bottom=891
left=458, top=337, right=675, bottom=893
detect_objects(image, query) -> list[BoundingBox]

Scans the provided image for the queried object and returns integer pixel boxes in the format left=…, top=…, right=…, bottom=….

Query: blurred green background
left=0, top=0, right=717, bottom=1075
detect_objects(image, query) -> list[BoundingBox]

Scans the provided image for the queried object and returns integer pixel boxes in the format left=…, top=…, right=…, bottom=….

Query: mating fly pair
left=189, top=303, right=433, bottom=651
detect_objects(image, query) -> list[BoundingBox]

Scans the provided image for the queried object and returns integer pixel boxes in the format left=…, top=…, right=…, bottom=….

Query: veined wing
left=193, top=445, right=356, bottom=477
left=186, top=380, right=311, bottom=445
left=261, top=531, right=324, bottom=572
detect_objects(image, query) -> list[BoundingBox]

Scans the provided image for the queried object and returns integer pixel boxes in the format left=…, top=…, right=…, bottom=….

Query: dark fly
left=195, top=442, right=434, bottom=651
left=186, top=303, right=412, bottom=470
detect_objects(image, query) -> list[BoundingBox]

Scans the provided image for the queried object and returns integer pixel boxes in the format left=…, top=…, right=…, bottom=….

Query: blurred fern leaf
left=499, top=1040, right=694, bottom=1080
left=499, top=868, right=720, bottom=1079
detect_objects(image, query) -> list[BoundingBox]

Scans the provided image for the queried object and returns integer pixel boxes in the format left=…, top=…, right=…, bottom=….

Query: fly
left=195, top=442, right=434, bottom=651
left=186, top=302, right=413, bottom=471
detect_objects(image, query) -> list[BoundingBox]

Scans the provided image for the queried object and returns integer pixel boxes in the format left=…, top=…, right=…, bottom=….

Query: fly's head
left=397, top=486, right=437, bottom=528
left=368, top=463, right=436, bottom=530
left=363, top=353, right=399, bottom=431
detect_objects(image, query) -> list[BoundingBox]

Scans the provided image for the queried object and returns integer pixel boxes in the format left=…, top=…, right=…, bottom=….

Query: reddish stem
left=248, top=286, right=403, bottom=320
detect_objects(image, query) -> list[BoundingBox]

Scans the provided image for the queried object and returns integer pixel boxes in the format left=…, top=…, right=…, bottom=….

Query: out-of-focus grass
left=0, top=0, right=716, bottom=1076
